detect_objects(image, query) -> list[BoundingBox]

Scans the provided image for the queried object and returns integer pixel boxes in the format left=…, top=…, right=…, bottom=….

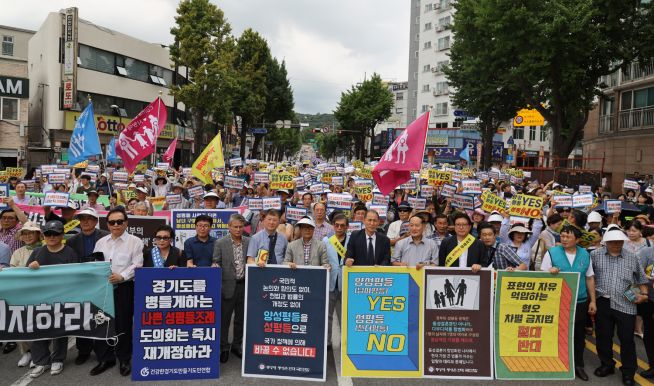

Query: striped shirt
left=493, top=243, right=523, bottom=270
left=590, top=246, right=648, bottom=315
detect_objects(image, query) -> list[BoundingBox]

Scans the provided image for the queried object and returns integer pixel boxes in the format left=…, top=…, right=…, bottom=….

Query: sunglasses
left=154, top=236, right=172, bottom=241
left=44, top=232, right=62, bottom=237
left=107, top=219, right=125, bottom=226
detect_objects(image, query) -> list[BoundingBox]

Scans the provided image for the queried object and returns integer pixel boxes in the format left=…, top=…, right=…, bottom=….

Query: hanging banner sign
left=342, top=266, right=423, bottom=378
left=423, top=268, right=494, bottom=379
left=132, top=267, right=221, bottom=381
left=494, top=271, right=578, bottom=380
left=243, top=265, right=328, bottom=381
left=0, top=262, right=115, bottom=341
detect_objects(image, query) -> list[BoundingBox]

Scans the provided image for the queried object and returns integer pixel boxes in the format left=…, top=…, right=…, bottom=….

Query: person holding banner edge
left=540, top=225, right=597, bottom=382
left=323, top=213, right=349, bottom=349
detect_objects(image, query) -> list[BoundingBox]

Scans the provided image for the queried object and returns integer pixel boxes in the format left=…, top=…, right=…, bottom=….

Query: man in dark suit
left=438, top=212, right=487, bottom=272
left=65, top=208, right=110, bottom=365
left=345, top=210, right=391, bottom=266
left=212, top=213, right=250, bottom=363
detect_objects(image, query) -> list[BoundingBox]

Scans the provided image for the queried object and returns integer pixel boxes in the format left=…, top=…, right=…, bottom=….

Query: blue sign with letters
left=242, top=265, right=328, bottom=381
left=132, top=267, right=222, bottom=381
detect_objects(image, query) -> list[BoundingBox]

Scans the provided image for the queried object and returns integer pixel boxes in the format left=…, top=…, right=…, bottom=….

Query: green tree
left=264, top=58, right=296, bottom=161
left=316, top=132, right=343, bottom=161
left=232, top=29, right=271, bottom=159
left=334, top=74, right=393, bottom=160
left=450, top=0, right=649, bottom=158
left=445, top=0, right=522, bottom=170
left=170, top=0, right=236, bottom=158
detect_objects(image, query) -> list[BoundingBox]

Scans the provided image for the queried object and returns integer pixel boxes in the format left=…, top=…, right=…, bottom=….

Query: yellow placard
left=355, top=168, right=372, bottom=180
left=428, top=169, right=452, bottom=187
left=480, top=191, right=507, bottom=213
left=269, top=172, right=295, bottom=190
left=513, top=108, right=545, bottom=127
left=5, top=167, right=25, bottom=178
left=321, top=171, right=339, bottom=184
left=508, top=194, right=543, bottom=219
left=354, top=183, right=373, bottom=202
left=352, top=160, right=364, bottom=169
left=0, top=171, right=7, bottom=183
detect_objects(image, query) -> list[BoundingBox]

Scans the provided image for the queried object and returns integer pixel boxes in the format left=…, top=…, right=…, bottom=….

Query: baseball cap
left=42, top=220, right=64, bottom=235
left=588, top=211, right=602, bottom=223
left=295, top=216, right=316, bottom=228
left=77, top=207, right=99, bottom=219
left=398, top=201, right=412, bottom=211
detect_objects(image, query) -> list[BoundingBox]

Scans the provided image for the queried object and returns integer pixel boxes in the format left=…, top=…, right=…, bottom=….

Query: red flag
left=372, top=111, right=429, bottom=195
left=162, top=137, right=177, bottom=163
left=115, top=97, right=167, bottom=173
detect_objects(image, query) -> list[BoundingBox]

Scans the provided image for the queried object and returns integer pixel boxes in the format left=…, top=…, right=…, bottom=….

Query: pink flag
left=372, top=111, right=429, bottom=195
left=162, top=137, right=177, bottom=163
left=115, top=97, right=167, bottom=173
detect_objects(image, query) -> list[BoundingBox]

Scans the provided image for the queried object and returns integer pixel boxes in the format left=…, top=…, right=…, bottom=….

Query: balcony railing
left=598, top=114, right=613, bottom=133
left=618, top=107, right=654, bottom=130
left=621, top=60, right=654, bottom=83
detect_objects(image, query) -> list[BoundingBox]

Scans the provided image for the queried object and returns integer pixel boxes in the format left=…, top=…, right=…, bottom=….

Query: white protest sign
left=327, top=193, right=352, bottom=210
left=440, top=183, right=457, bottom=198
left=187, top=185, right=205, bottom=198
left=262, top=196, right=282, bottom=210
left=224, top=176, right=244, bottom=190
left=572, top=193, right=594, bottom=208
left=331, top=176, right=344, bottom=186
left=578, top=185, right=592, bottom=194
left=247, top=198, right=263, bottom=211
left=408, top=197, right=427, bottom=210
left=43, top=192, right=70, bottom=207
left=294, top=176, right=305, bottom=190
left=47, top=173, right=67, bottom=184
left=348, top=221, right=363, bottom=234
left=420, top=185, right=434, bottom=198
left=552, top=194, right=573, bottom=208
left=254, top=172, right=270, bottom=184
left=133, top=174, right=145, bottom=183
left=41, top=165, right=57, bottom=175
left=369, top=204, right=388, bottom=219
left=113, top=171, right=128, bottom=182
left=623, top=179, right=640, bottom=190
left=603, top=199, right=621, bottom=214
left=372, top=193, right=389, bottom=206
left=286, top=206, right=308, bottom=222
left=450, top=193, right=475, bottom=210
left=229, top=157, right=243, bottom=167
left=165, top=194, right=182, bottom=205
left=461, top=179, right=482, bottom=194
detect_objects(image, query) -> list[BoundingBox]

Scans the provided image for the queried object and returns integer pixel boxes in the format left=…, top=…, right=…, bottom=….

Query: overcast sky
left=0, top=0, right=409, bottom=114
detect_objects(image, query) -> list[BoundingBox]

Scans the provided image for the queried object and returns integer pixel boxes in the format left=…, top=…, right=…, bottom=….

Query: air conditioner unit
left=436, top=26, right=444, bottom=32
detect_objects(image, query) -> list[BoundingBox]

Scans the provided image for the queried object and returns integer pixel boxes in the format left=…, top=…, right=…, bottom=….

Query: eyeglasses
left=334, top=223, right=347, bottom=228
left=107, top=219, right=125, bottom=226
left=195, top=224, right=211, bottom=228
left=154, top=236, right=172, bottom=241
left=454, top=223, right=470, bottom=228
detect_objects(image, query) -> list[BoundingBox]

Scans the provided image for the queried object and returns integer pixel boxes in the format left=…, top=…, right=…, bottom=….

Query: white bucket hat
left=602, top=227, right=628, bottom=243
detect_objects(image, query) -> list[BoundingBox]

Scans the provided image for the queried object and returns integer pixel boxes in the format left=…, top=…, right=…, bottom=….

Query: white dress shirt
left=94, top=231, right=144, bottom=281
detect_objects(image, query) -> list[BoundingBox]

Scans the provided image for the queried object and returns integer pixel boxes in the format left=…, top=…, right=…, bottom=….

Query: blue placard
left=0, top=183, right=8, bottom=208
left=242, top=265, right=328, bottom=381
left=132, top=267, right=222, bottom=381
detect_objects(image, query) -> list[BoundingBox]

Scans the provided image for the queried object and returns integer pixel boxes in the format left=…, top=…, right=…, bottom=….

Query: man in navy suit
left=344, top=210, right=391, bottom=266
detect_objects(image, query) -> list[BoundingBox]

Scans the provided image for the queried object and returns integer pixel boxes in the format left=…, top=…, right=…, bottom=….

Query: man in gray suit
left=284, top=217, right=330, bottom=268
left=212, top=213, right=250, bottom=364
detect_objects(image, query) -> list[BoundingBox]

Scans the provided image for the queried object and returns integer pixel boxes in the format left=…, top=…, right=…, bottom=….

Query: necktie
left=367, top=237, right=374, bottom=265
left=268, top=233, right=277, bottom=264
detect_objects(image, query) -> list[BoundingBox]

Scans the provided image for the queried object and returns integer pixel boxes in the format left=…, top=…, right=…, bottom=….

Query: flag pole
left=151, top=90, right=163, bottom=167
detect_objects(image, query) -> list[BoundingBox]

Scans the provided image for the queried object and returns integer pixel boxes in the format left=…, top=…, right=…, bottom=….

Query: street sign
left=251, top=128, right=268, bottom=135
left=507, top=136, right=514, bottom=145
left=321, top=126, right=329, bottom=134
left=283, top=120, right=292, bottom=129
left=275, top=120, right=283, bottom=129
left=453, top=110, right=467, bottom=117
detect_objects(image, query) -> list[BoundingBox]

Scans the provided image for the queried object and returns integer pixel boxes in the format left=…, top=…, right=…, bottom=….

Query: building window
left=424, top=3, right=433, bottom=12
left=2, top=36, right=14, bottom=56
left=424, top=23, right=432, bottom=31
left=79, top=45, right=115, bottom=75
left=1, top=97, right=19, bottom=120
left=434, top=60, right=449, bottom=73
left=414, top=51, right=419, bottom=58
left=422, top=84, right=430, bottom=92
left=396, top=92, right=404, bottom=100
left=435, top=81, right=448, bottom=94
left=423, top=64, right=431, bottom=72
left=415, top=33, right=420, bottom=42
left=423, top=41, right=432, bottom=50
left=125, top=57, right=149, bottom=82
left=513, top=127, right=524, bottom=140
left=621, top=86, right=654, bottom=110
left=413, top=72, right=418, bottom=80
left=415, top=16, right=420, bottom=24
left=540, top=126, right=548, bottom=141
left=601, top=98, right=613, bottom=116
left=439, top=0, right=451, bottom=10
left=396, top=107, right=403, bottom=114
left=421, top=104, right=430, bottom=113
left=437, top=36, right=450, bottom=51
left=438, top=16, right=451, bottom=28
left=529, top=126, right=536, bottom=141
left=435, top=102, right=448, bottom=115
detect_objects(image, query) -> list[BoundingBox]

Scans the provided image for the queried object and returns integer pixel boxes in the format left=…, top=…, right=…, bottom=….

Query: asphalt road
left=2, top=322, right=653, bottom=386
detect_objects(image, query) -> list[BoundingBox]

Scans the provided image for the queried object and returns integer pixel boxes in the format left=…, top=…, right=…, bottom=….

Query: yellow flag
left=191, top=133, right=225, bottom=184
